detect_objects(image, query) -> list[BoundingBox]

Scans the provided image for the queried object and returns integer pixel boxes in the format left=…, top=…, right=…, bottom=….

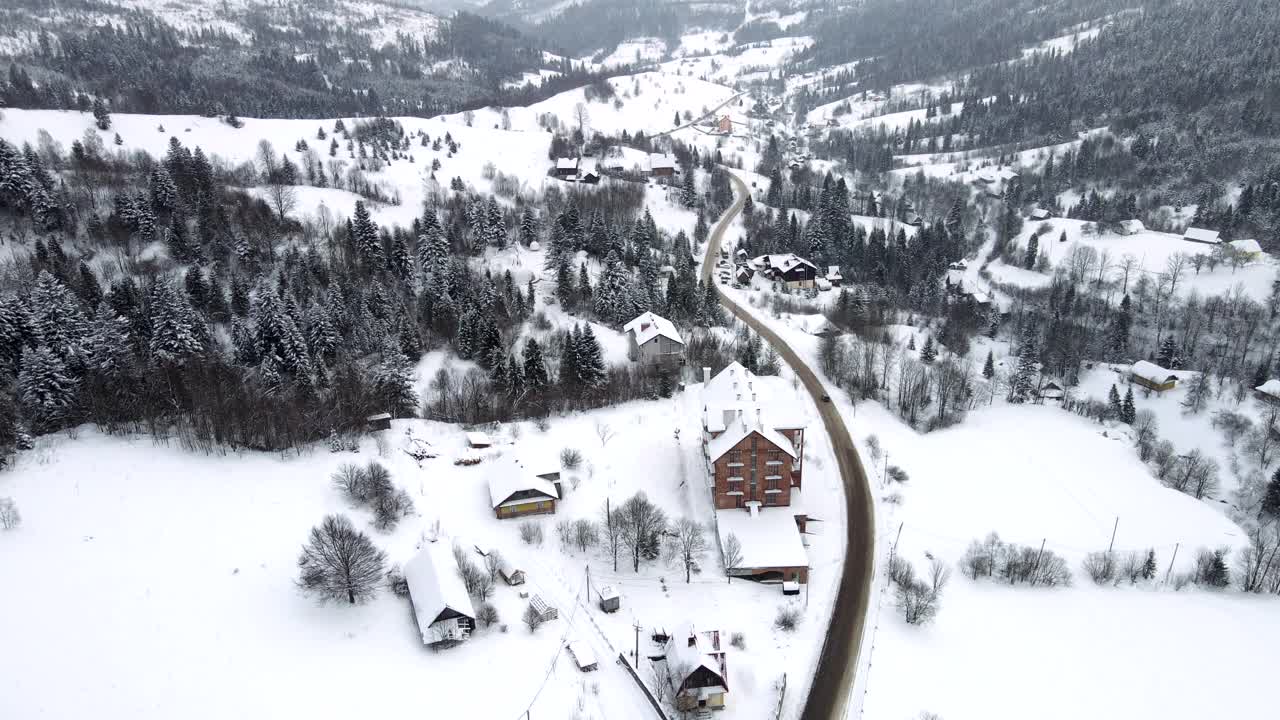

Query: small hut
left=366, top=412, right=392, bottom=432
left=568, top=640, right=598, bottom=672
left=499, top=561, right=525, bottom=586
left=598, top=585, right=621, bottom=613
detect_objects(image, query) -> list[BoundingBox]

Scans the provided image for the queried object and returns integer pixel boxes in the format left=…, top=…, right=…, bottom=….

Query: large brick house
left=701, top=363, right=810, bottom=584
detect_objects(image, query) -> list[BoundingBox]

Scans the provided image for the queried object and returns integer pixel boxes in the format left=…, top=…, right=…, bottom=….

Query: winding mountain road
left=700, top=175, right=876, bottom=720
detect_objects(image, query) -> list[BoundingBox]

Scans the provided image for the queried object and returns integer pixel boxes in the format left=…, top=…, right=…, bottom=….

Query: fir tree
left=92, top=97, right=111, bottom=130
left=1261, top=467, right=1280, bottom=519
left=147, top=280, right=204, bottom=366
left=523, top=337, right=548, bottom=395
left=351, top=200, right=383, bottom=269
left=1141, top=550, right=1157, bottom=580
left=1157, top=336, right=1179, bottom=368
left=18, top=344, right=77, bottom=433
left=370, top=339, right=418, bottom=417
left=1121, top=387, right=1136, bottom=424
left=920, top=336, right=937, bottom=363
left=982, top=350, right=995, bottom=379
left=1008, top=326, right=1039, bottom=404
left=574, top=324, right=607, bottom=391
left=594, top=251, right=637, bottom=326
left=1024, top=233, right=1039, bottom=270
left=1108, top=384, right=1122, bottom=418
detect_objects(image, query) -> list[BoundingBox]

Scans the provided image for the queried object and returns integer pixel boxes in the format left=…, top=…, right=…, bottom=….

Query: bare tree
left=1118, top=254, right=1140, bottom=293
left=297, top=514, right=386, bottom=604
left=256, top=139, right=279, bottom=183
left=619, top=491, right=668, bottom=572
left=519, top=520, right=544, bottom=546
left=601, top=500, right=623, bottom=571
left=1164, top=253, right=1188, bottom=297
left=0, top=497, right=20, bottom=530
left=1246, top=423, right=1279, bottom=469
left=556, top=518, right=575, bottom=549
left=477, top=602, right=500, bottom=627
left=266, top=181, right=298, bottom=221
left=573, top=518, right=599, bottom=552
left=667, top=517, right=709, bottom=583
left=895, top=578, right=940, bottom=624
left=484, top=550, right=503, bottom=582
left=722, top=532, right=743, bottom=582
left=522, top=602, right=545, bottom=632
left=574, top=101, right=591, bottom=140
left=928, top=556, right=951, bottom=593
left=595, top=419, right=617, bottom=447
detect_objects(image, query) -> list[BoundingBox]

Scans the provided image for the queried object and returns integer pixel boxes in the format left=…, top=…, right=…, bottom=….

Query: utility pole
left=1107, top=517, right=1119, bottom=554
left=1164, top=543, right=1180, bottom=585
left=1032, top=538, right=1047, bottom=581
left=633, top=620, right=642, bottom=667
left=890, top=522, right=904, bottom=559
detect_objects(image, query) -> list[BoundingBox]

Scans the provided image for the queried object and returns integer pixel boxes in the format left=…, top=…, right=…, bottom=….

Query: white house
left=624, top=311, right=685, bottom=365
left=1030, top=208, right=1050, bottom=220
left=1183, top=227, right=1221, bottom=245
left=404, top=543, right=476, bottom=647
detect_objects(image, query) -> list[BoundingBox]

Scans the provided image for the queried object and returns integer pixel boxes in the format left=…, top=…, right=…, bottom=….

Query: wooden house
left=1131, top=360, right=1178, bottom=392
left=567, top=641, right=598, bottom=672
left=488, top=456, right=559, bottom=519
left=499, top=561, right=525, bottom=586
left=1039, top=382, right=1065, bottom=401
left=1030, top=208, right=1050, bottom=220
left=734, top=265, right=755, bottom=285
left=405, top=543, right=476, bottom=647
left=826, top=266, right=844, bottom=286
left=597, top=585, right=620, bottom=613
left=553, top=157, right=578, bottom=177
left=649, top=153, right=676, bottom=177
left=665, top=624, right=729, bottom=712
left=1229, top=238, right=1262, bottom=260
left=365, top=412, right=392, bottom=432
left=751, top=253, right=819, bottom=289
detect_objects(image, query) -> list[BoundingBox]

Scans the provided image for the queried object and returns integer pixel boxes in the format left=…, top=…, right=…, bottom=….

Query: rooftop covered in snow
left=715, top=507, right=808, bottom=571
left=404, top=543, right=476, bottom=643
left=624, top=311, right=684, bottom=346
left=486, top=455, right=560, bottom=509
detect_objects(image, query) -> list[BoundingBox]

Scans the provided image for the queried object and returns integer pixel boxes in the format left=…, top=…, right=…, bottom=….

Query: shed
left=815, top=277, right=832, bottom=291
left=826, top=265, right=843, bottom=286
left=1039, top=381, right=1064, bottom=401
left=366, top=412, right=392, bottom=432
left=598, top=584, right=621, bottom=613
left=466, top=431, right=492, bottom=448
left=529, top=594, right=558, bottom=621
left=1255, top=379, right=1280, bottom=405
left=1030, top=208, right=1050, bottom=220
left=567, top=640, right=598, bottom=672
left=499, top=560, right=525, bottom=586
left=1229, top=238, right=1262, bottom=258
left=554, top=157, right=578, bottom=177
left=734, top=265, right=755, bottom=284
left=781, top=581, right=800, bottom=596
left=1131, top=360, right=1178, bottom=392
left=1183, top=227, right=1220, bottom=245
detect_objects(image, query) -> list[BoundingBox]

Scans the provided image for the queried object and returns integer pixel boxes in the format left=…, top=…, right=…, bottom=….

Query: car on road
left=821, top=394, right=831, bottom=402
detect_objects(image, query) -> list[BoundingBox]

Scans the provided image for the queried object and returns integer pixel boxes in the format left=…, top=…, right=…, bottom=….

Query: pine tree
left=523, top=338, right=548, bottom=395
left=594, top=251, right=637, bottom=326
left=306, top=304, right=339, bottom=364
left=1121, top=387, right=1136, bottom=424
left=1108, top=384, right=1122, bottom=418
left=370, top=339, right=418, bottom=416
left=519, top=208, right=538, bottom=247
left=91, top=97, right=111, bottom=130
left=351, top=200, right=383, bottom=269
left=982, top=350, right=995, bottom=379
left=1024, top=233, right=1039, bottom=270
left=18, top=344, right=77, bottom=433
left=920, top=336, right=937, bottom=363
left=84, top=302, right=133, bottom=378
left=575, top=324, right=607, bottom=391
left=1157, top=336, right=1179, bottom=368
left=388, top=232, right=413, bottom=282
left=148, top=280, right=204, bottom=366
left=1261, top=467, right=1280, bottom=519
left=1141, top=550, right=1157, bottom=580
left=1008, top=326, right=1039, bottom=404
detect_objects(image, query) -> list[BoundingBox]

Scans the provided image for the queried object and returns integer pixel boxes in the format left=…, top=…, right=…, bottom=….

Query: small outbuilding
left=499, top=560, right=526, bottom=586
left=1131, top=360, right=1178, bottom=392
left=529, top=594, right=558, bottom=621
left=826, top=266, right=843, bottom=286
left=366, top=412, right=392, bottom=432
left=567, top=640, right=598, bottom=672
left=1183, top=227, right=1221, bottom=245
left=598, top=585, right=621, bottom=613
left=466, top=431, right=492, bottom=448
left=1030, top=208, right=1050, bottom=220
left=1039, top=381, right=1065, bottom=401
left=1229, top=238, right=1262, bottom=259
left=1255, top=379, right=1280, bottom=405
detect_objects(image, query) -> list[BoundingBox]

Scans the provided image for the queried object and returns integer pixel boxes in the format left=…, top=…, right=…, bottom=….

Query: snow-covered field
left=990, top=216, right=1276, bottom=301
left=0, top=351, right=846, bottom=720
left=660, top=36, right=814, bottom=85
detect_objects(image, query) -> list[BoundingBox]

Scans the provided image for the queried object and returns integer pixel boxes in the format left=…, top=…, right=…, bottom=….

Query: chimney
left=703, top=367, right=711, bottom=384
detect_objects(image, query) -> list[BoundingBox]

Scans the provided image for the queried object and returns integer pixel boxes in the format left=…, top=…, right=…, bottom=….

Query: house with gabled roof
left=1131, top=360, right=1178, bottom=392
left=1183, top=227, right=1220, bottom=245
left=751, top=253, right=819, bottom=289
left=404, top=543, right=476, bottom=647
left=662, top=624, right=729, bottom=712
left=623, top=311, right=685, bottom=366
left=487, top=456, right=560, bottom=519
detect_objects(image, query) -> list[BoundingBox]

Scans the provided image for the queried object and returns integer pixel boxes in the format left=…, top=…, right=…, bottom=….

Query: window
left=727, top=479, right=743, bottom=494
left=764, top=493, right=777, bottom=506
left=727, top=450, right=742, bottom=466
left=766, top=477, right=780, bottom=491
left=767, top=451, right=783, bottom=465
left=735, top=494, right=745, bottom=508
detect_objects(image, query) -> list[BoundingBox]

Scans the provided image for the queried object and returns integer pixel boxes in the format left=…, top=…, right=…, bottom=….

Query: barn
left=1130, top=360, right=1178, bottom=392
left=404, top=543, right=476, bottom=647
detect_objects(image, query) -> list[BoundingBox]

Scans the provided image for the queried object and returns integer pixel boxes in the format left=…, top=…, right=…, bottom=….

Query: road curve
left=700, top=174, right=877, bottom=720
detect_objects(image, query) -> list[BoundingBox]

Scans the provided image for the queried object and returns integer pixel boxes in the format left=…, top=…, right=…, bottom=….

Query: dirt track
left=700, top=175, right=876, bottom=720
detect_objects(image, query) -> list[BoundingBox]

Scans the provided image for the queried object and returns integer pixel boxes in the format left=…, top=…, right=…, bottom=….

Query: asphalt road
left=700, top=175, right=876, bottom=720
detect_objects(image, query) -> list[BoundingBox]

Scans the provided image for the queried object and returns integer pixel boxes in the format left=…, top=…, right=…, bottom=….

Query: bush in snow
left=1082, top=551, right=1117, bottom=585
left=1193, top=547, right=1231, bottom=588
left=774, top=605, right=800, bottom=632
left=519, top=520, right=544, bottom=546
left=386, top=565, right=409, bottom=597
left=560, top=447, right=583, bottom=470
left=523, top=602, right=546, bottom=632
left=332, top=461, right=413, bottom=530
left=960, top=532, right=1071, bottom=587
left=729, top=632, right=746, bottom=650
left=886, top=466, right=909, bottom=484
left=477, top=602, right=500, bottom=628
left=297, top=514, right=386, bottom=604
left=864, top=434, right=882, bottom=462
left=0, top=497, right=20, bottom=530
left=556, top=518, right=575, bottom=549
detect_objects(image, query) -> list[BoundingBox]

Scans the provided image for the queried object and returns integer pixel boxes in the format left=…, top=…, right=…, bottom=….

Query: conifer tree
left=92, top=97, right=111, bottom=130
left=1262, top=468, right=1280, bottom=519
left=575, top=324, right=607, bottom=391
left=1108, top=384, right=1122, bottom=418
left=18, top=344, right=77, bottom=433
left=148, top=280, right=204, bottom=366
left=1121, top=387, right=1136, bottom=424
left=982, top=350, right=995, bottom=379
left=370, top=339, right=418, bottom=417
left=351, top=200, right=383, bottom=269
left=920, top=336, right=937, bottom=363
left=1024, top=233, right=1039, bottom=270
left=1008, top=326, right=1039, bottom=404
left=523, top=337, right=548, bottom=395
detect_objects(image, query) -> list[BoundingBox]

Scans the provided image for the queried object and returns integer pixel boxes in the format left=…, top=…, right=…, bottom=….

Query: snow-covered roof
left=702, top=363, right=806, bottom=433
left=752, top=253, right=818, bottom=275
left=716, top=508, right=808, bottom=570
left=578, top=158, right=599, bottom=177
left=815, top=278, right=832, bottom=290
left=555, top=157, right=578, bottom=170
left=706, top=411, right=798, bottom=462
left=568, top=640, right=598, bottom=669
left=1256, top=379, right=1280, bottom=398
left=466, top=431, right=492, bottom=447
left=366, top=412, right=391, bottom=421
left=1119, top=219, right=1145, bottom=233
left=735, top=265, right=754, bottom=280
left=599, top=585, right=619, bottom=601
left=649, top=153, right=675, bottom=170
left=665, top=624, right=726, bottom=687
left=624, top=311, right=684, bottom=346
left=1030, top=208, right=1050, bottom=219
left=1230, top=238, right=1262, bottom=254
left=404, top=543, right=476, bottom=641
left=1183, top=227, right=1220, bottom=243
left=487, top=456, right=560, bottom=509
left=826, top=265, right=842, bottom=279
left=1131, top=360, right=1176, bottom=384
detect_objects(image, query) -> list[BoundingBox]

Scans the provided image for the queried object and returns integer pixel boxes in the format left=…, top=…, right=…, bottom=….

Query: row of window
left=727, top=450, right=787, bottom=465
